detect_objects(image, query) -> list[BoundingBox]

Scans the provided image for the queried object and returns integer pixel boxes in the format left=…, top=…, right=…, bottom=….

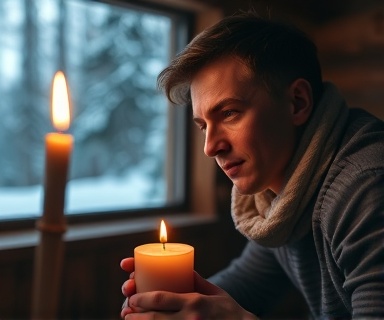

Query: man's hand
left=120, top=258, right=257, bottom=320
left=121, top=257, right=136, bottom=318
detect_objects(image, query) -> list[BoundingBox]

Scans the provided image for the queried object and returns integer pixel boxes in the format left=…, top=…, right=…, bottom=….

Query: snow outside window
left=0, top=0, right=188, bottom=219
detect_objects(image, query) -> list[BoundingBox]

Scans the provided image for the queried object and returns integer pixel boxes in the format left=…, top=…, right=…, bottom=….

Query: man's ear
left=289, top=78, right=313, bottom=126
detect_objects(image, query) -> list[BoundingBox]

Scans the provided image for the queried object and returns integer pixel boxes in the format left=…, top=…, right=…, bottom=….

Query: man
left=120, top=12, right=384, bottom=319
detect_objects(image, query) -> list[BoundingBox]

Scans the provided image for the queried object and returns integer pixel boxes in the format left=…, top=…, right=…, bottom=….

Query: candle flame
left=52, top=70, right=71, bottom=132
left=160, top=220, right=167, bottom=244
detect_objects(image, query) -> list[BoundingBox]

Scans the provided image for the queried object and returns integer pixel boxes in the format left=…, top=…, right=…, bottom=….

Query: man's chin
left=233, top=183, right=259, bottom=195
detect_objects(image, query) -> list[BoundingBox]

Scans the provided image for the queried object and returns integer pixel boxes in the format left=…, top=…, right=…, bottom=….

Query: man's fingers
left=122, top=279, right=136, bottom=296
left=124, top=312, right=175, bottom=320
left=129, top=291, right=186, bottom=312
left=120, top=257, right=135, bottom=272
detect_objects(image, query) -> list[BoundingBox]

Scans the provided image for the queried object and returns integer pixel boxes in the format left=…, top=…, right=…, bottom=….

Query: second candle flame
left=52, top=70, right=71, bottom=132
left=160, top=220, right=167, bottom=250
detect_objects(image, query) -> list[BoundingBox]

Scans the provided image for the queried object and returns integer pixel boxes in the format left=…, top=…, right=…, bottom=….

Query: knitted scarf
left=231, top=82, right=350, bottom=247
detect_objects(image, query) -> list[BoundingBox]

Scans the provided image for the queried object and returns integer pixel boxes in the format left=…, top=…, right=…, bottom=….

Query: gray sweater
left=210, top=109, right=384, bottom=319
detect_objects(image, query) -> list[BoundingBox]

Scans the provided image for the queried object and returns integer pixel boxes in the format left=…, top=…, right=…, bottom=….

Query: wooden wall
left=314, top=4, right=384, bottom=120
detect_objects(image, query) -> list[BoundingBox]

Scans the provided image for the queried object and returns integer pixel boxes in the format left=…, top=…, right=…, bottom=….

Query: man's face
left=191, top=56, right=298, bottom=195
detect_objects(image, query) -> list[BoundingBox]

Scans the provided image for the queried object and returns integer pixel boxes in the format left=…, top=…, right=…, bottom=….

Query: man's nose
left=204, top=127, right=229, bottom=157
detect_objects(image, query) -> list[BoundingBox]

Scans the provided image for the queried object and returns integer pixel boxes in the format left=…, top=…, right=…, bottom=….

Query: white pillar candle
left=134, top=220, right=194, bottom=293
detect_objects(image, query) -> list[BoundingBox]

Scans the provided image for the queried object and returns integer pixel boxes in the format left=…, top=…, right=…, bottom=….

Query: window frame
left=0, top=0, right=183, bottom=231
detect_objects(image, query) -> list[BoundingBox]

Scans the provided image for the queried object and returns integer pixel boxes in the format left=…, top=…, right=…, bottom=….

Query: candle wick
left=162, top=242, right=165, bottom=250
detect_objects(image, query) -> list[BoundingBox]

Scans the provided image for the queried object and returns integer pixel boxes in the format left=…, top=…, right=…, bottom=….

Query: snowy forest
left=0, top=0, right=180, bottom=218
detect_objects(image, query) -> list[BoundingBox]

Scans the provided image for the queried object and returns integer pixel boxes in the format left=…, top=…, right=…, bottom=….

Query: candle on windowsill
left=134, top=220, right=194, bottom=293
left=40, top=70, right=73, bottom=229
left=32, top=70, right=73, bottom=319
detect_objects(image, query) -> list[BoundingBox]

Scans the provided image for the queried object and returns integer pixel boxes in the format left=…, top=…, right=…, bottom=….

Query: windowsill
left=0, top=213, right=217, bottom=251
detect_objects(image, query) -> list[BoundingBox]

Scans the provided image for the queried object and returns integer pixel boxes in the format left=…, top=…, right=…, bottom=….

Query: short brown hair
left=158, top=12, right=323, bottom=107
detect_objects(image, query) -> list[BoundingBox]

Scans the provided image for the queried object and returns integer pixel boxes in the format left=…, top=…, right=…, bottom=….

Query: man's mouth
left=221, top=160, right=244, bottom=177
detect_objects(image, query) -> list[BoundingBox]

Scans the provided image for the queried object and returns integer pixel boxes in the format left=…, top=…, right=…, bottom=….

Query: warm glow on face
left=160, top=220, right=167, bottom=243
left=52, top=70, right=71, bottom=131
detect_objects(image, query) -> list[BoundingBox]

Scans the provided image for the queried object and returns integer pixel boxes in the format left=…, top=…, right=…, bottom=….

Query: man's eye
left=223, top=110, right=236, bottom=118
left=195, top=123, right=206, bottom=132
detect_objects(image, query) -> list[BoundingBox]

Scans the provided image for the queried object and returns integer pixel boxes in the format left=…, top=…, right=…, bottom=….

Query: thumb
left=193, top=271, right=226, bottom=295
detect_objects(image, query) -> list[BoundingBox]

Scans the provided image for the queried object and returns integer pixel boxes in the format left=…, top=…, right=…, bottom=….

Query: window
left=0, top=0, right=190, bottom=221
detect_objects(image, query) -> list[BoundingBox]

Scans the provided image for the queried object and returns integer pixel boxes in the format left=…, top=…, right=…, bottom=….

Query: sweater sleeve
left=208, top=240, right=294, bottom=316
left=316, top=161, right=384, bottom=319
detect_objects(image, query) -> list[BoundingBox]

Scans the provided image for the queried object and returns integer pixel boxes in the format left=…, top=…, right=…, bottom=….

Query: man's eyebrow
left=192, top=116, right=204, bottom=124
